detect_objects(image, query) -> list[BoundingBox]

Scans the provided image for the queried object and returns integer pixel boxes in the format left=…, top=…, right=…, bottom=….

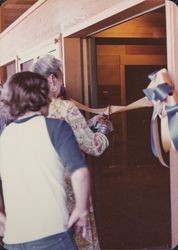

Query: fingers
left=0, top=223, right=5, bottom=237
left=74, top=218, right=87, bottom=239
left=68, top=209, right=89, bottom=239
left=82, top=225, right=87, bottom=239
left=67, top=211, right=78, bottom=229
left=0, top=212, right=6, bottom=224
left=0, top=212, right=5, bottom=236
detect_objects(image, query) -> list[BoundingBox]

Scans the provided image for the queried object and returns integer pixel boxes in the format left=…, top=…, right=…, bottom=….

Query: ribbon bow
left=143, top=83, right=172, bottom=102
left=143, top=70, right=173, bottom=167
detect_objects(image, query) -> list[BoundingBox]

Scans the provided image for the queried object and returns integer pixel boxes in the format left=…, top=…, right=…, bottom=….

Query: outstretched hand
left=67, top=208, right=88, bottom=239
left=87, top=114, right=114, bottom=135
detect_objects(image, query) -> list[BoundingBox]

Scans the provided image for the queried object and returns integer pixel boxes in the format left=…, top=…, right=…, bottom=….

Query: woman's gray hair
left=31, top=54, right=63, bottom=79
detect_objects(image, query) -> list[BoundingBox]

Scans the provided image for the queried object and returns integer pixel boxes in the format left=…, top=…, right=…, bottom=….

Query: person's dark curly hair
left=5, top=71, right=51, bottom=117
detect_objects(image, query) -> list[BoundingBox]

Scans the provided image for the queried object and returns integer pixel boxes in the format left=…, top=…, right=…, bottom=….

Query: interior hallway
left=89, top=68, right=171, bottom=249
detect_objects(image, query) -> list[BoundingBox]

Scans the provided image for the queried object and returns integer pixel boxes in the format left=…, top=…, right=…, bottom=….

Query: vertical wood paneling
left=88, top=37, right=98, bottom=108
left=63, top=38, right=83, bottom=102
left=0, top=6, right=4, bottom=32
left=82, top=39, right=90, bottom=107
left=0, top=67, right=5, bottom=85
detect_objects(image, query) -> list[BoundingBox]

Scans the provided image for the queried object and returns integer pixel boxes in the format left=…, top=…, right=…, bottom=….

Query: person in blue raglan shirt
left=0, top=71, right=90, bottom=250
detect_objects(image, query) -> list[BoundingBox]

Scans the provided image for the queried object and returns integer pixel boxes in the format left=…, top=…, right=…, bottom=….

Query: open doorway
left=89, top=7, right=171, bottom=249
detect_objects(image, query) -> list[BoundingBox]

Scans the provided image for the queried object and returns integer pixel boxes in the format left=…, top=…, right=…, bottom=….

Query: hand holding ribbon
left=71, top=68, right=178, bottom=167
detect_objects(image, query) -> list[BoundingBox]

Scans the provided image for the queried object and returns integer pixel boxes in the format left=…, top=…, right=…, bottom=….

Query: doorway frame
left=63, top=0, right=178, bottom=247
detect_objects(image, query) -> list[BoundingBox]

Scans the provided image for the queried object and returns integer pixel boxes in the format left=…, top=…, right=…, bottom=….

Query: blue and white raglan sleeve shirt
left=0, top=115, right=87, bottom=244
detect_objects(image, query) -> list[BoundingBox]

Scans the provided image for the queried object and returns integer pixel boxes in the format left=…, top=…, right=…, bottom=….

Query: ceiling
left=0, top=0, right=38, bottom=32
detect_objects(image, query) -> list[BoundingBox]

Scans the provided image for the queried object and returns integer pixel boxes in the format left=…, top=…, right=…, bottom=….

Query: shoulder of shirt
left=44, top=117, right=74, bottom=147
left=45, top=117, right=73, bottom=135
left=45, top=116, right=68, bottom=126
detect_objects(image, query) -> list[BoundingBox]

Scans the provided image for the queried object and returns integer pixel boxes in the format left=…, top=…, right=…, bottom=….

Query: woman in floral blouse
left=31, top=54, right=112, bottom=250
left=32, top=55, right=109, bottom=157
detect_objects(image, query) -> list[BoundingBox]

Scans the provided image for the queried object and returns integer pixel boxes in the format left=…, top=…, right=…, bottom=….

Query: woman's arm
left=49, top=99, right=109, bottom=156
left=68, top=167, right=90, bottom=238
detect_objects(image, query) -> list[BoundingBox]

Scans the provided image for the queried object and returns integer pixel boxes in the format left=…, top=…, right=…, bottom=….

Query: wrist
left=80, top=210, right=88, bottom=218
left=75, top=208, right=88, bottom=218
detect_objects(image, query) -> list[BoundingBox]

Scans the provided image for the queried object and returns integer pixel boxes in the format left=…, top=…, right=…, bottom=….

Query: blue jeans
left=4, top=229, right=77, bottom=250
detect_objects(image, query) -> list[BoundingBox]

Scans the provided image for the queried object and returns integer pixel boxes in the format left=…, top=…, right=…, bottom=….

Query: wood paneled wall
left=96, top=44, right=166, bottom=86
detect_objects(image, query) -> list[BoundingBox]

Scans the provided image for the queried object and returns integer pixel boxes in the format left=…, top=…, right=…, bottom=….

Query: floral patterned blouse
left=49, top=98, right=108, bottom=250
left=49, top=98, right=109, bottom=156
